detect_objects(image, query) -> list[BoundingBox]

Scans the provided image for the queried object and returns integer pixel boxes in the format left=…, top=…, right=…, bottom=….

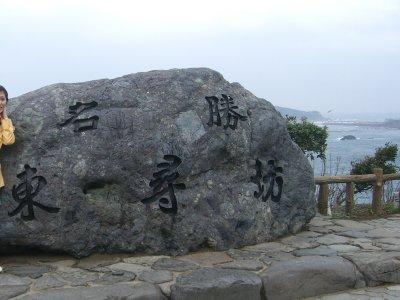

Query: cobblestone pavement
left=1, top=214, right=400, bottom=299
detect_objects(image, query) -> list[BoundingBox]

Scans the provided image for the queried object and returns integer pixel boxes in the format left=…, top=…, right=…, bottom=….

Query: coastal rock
left=340, top=135, right=357, bottom=140
left=0, top=68, right=315, bottom=257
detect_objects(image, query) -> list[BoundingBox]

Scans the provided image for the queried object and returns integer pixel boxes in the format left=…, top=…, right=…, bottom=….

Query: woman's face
left=0, top=92, right=6, bottom=113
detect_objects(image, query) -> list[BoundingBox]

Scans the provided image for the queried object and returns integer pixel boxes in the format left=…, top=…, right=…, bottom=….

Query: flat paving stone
left=373, top=243, right=400, bottom=251
left=324, top=225, right=348, bottom=233
left=18, top=282, right=165, bottom=300
left=152, top=258, right=200, bottom=272
left=180, top=251, right=233, bottom=267
left=217, top=259, right=264, bottom=271
left=308, top=226, right=332, bottom=234
left=138, top=270, right=173, bottom=284
left=293, top=246, right=338, bottom=257
left=123, top=255, right=169, bottom=266
left=260, top=252, right=296, bottom=265
left=4, top=264, right=55, bottom=279
left=339, top=230, right=369, bottom=238
left=315, top=234, right=351, bottom=245
left=260, top=255, right=365, bottom=300
left=42, top=260, right=75, bottom=270
left=243, top=242, right=294, bottom=253
left=94, top=270, right=136, bottom=285
left=309, top=218, right=334, bottom=227
left=73, top=254, right=120, bottom=270
left=327, top=244, right=361, bottom=252
left=33, top=274, right=66, bottom=290
left=170, top=267, right=262, bottom=300
left=295, top=231, right=322, bottom=238
left=352, top=242, right=381, bottom=251
left=0, top=285, right=30, bottom=300
left=365, top=228, right=399, bottom=239
left=332, top=219, right=374, bottom=230
left=55, top=269, right=100, bottom=286
left=0, top=274, right=31, bottom=286
left=279, top=236, right=319, bottom=249
left=227, top=249, right=263, bottom=260
left=108, top=262, right=150, bottom=274
left=342, top=251, right=400, bottom=286
left=0, top=274, right=31, bottom=300
left=375, top=238, right=400, bottom=245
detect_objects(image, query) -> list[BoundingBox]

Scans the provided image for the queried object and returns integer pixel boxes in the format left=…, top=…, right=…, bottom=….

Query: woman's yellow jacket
left=0, top=118, right=15, bottom=187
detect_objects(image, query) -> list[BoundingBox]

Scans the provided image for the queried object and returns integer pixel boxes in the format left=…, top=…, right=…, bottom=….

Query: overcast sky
left=1, top=0, right=399, bottom=118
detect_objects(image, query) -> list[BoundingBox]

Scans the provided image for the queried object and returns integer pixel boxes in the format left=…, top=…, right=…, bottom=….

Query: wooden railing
left=315, top=168, right=400, bottom=215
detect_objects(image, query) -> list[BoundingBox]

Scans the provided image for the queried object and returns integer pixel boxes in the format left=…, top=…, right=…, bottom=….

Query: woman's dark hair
left=0, top=85, right=8, bottom=102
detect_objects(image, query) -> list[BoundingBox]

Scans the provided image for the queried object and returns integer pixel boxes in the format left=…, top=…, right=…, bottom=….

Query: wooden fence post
left=318, top=183, right=329, bottom=215
left=372, top=168, right=383, bottom=214
left=345, top=182, right=355, bottom=215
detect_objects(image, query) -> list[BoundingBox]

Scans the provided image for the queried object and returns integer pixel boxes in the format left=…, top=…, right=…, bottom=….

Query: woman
left=0, top=85, right=16, bottom=189
left=0, top=85, right=14, bottom=273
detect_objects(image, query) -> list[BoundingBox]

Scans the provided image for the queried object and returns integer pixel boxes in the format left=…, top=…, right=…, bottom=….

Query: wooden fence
left=315, top=168, right=400, bottom=215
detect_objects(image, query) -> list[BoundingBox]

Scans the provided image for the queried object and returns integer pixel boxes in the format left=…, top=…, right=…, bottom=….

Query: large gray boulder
left=0, top=68, right=315, bottom=257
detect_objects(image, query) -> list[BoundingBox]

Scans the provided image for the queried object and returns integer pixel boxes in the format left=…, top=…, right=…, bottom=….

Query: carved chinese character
left=141, top=155, right=186, bottom=215
left=250, top=159, right=283, bottom=203
left=205, top=94, right=247, bottom=130
left=8, top=164, right=60, bottom=221
left=58, top=101, right=99, bottom=132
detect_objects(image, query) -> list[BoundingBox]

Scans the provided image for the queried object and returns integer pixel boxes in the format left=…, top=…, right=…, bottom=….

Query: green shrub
left=285, top=115, right=328, bottom=160
left=351, top=142, right=398, bottom=193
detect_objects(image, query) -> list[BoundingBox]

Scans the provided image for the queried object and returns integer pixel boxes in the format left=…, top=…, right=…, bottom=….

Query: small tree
left=285, top=115, right=328, bottom=160
left=351, top=142, right=398, bottom=193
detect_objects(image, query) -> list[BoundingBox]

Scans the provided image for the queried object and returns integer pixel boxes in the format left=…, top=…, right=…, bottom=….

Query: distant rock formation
left=340, top=135, right=357, bottom=141
left=275, top=106, right=328, bottom=122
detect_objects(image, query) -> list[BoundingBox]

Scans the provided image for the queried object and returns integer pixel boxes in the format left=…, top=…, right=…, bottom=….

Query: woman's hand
left=0, top=106, right=8, bottom=119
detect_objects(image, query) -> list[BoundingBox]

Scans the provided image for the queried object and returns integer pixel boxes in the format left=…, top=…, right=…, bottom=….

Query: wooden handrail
left=315, top=169, right=400, bottom=216
left=315, top=173, right=400, bottom=184
left=315, top=174, right=376, bottom=184
left=383, top=173, right=400, bottom=181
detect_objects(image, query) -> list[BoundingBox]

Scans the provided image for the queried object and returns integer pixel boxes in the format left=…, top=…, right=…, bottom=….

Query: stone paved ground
left=1, top=214, right=400, bottom=299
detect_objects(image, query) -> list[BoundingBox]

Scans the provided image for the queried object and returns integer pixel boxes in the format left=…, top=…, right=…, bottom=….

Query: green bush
left=351, top=142, right=398, bottom=193
left=285, top=115, right=328, bottom=160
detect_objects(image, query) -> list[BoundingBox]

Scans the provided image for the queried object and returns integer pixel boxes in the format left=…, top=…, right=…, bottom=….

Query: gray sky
left=1, top=0, right=399, bottom=117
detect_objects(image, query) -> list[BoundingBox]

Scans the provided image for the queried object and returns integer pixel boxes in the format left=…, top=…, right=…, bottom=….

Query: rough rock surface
left=0, top=68, right=315, bottom=257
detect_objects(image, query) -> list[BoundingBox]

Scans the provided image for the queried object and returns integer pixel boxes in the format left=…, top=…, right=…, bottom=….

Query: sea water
left=311, top=124, right=400, bottom=204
